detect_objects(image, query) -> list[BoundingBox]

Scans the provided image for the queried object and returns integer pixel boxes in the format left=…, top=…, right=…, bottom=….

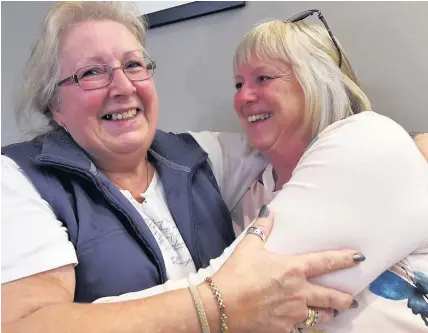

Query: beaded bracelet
left=205, top=277, right=229, bottom=333
left=188, top=284, right=211, bottom=333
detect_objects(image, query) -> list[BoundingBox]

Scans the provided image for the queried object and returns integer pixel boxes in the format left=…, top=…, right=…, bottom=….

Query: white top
left=238, top=114, right=428, bottom=332
left=1, top=132, right=266, bottom=284
left=95, top=112, right=428, bottom=333
left=119, top=172, right=196, bottom=280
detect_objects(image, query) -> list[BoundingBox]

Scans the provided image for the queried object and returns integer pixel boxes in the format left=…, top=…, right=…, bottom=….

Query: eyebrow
left=123, top=49, right=145, bottom=59
left=76, top=55, right=105, bottom=67
left=76, top=49, right=144, bottom=68
left=234, top=66, right=279, bottom=80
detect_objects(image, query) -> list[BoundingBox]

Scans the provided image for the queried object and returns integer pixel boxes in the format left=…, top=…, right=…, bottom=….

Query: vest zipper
left=188, top=165, right=204, bottom=270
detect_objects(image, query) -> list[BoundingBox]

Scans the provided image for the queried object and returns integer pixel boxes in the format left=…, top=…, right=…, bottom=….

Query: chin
left=111, top=142, right=146, bottom=155
left=248, top=138, right=271, bottom=152
left=110, top=132, right=150, bottom=153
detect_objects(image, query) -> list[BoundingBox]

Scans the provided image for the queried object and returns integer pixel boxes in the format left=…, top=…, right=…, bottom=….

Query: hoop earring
left=62, top=124, right=69, bottom=133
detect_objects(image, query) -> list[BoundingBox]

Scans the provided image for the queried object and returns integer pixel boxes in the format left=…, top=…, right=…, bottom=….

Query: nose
left=236, top=83, right=258, bottom=105
left=108, top=67, right=136, bottom=97
left=234, top=83, right=258, bottom=116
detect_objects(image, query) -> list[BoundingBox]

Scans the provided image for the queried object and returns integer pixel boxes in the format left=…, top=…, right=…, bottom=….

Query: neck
left=265, top=135, right=312, bottom=190
left=95, top=153, right=153, bottom=202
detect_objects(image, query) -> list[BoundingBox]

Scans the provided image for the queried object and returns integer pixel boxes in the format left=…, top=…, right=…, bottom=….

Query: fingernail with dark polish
left=333, top=309, right=339, bottom=318
left=353, top=253, right=366, bottom=263
left=258, top=205, right=270, bottom=218
left=350, top=299, right=359, bottom=309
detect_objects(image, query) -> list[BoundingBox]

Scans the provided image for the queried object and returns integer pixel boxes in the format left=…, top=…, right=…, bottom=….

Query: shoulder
left=186, top=131, right=268, bottom=212
left=1, top=155, right=57, bottom=216
left=1, top=154, right=37, bottom=190
left=296, top=110, right=428, bottom=210
left=297, top=111, right=428, bottom=211
left=187, top=131, right=255, bottom=158
left=2, top=135, right=46, bottom=169
left=313, top=111, right=423, bottom=162
left=1, top=155, right=78, bottom=284
left=320, top=111, right=409, bottom=142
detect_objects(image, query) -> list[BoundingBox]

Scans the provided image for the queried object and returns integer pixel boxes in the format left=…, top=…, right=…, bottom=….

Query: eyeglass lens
left=76, top=57, right=155, bottom=90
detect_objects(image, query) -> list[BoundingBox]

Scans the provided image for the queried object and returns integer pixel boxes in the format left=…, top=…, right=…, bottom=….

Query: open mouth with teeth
left=102, top=108, right=141, bottom=121
left=247, top=113, right=273, bottom=123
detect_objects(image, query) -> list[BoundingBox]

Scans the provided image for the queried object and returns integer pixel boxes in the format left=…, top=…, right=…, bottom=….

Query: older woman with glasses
left=1, top=2, right=427, bottom=333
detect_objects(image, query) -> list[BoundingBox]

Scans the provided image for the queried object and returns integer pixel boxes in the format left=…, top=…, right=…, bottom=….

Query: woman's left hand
left=414, top=133, right=428, bottom=161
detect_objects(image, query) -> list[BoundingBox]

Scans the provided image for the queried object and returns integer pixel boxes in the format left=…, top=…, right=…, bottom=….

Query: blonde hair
left=234, top=20, right=372, bottom=136
left=16, top=1, right=147, bottom=132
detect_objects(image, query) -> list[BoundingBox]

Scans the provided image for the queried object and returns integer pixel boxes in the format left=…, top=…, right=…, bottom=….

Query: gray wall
left=2, top=1, right=428, bottom=146
left=1, top=1, right=53, bottom=144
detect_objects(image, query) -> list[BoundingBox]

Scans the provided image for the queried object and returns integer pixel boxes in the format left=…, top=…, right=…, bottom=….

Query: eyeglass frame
left=56, top=55, right=157, bottom=91
left=285, top=9, right=343, bottom=68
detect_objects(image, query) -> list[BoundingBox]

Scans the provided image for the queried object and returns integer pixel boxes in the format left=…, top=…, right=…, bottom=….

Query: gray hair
left=16, top=1, right=147, bottom=132
left=234, top=20, right=372, bottom=137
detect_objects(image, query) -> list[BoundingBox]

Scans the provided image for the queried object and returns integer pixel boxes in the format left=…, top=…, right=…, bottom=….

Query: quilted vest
left=2, top=129, right=235, bottom=302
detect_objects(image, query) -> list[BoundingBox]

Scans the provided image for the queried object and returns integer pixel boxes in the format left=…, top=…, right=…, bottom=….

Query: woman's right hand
left=211, top=206, right=361, bottom=333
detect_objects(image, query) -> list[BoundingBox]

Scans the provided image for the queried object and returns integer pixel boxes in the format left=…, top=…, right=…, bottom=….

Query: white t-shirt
left=1, top=132, right=266, bottom=284
left=95, top=112, right=428, bottom=333
left=119, top=171, right=196, bottom=280
left=239, top=155, right=428, bottom=333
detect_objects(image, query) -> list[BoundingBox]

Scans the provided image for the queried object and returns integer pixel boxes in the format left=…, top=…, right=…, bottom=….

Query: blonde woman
left=229, top=14, right=428, bottom=331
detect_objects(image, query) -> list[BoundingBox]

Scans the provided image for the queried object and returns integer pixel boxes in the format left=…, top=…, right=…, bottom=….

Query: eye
left=82, top=68, right=103, bottom=77
left=80, top=67, right=104, bottom=78
left=235, top=82, right=243, bottom=91
left=256, top=75, right=273, bottom=85
left=125, top=60, right=145, bottom=70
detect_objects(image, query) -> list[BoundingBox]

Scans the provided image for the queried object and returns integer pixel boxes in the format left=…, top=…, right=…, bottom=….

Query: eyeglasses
left=57, top=56, right=156, bottom=91
left=286, top=9, right=343, bottom=68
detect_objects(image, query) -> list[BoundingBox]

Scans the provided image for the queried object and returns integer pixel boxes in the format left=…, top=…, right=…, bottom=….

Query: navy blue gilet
left=2, top=129, right=236, bottom=302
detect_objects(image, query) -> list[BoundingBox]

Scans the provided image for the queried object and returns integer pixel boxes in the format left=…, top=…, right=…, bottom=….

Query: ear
left=50, top=102, right=64, bottom=126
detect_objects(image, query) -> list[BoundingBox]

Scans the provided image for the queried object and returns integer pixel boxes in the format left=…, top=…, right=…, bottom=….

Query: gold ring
left=303, top=308, right=319, bottom=327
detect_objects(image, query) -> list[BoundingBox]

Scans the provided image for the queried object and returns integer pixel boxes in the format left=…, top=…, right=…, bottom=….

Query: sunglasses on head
left=286, top=9, right=343, bottom=68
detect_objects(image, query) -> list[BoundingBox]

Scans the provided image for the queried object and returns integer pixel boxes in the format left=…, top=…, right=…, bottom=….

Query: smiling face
left=234, top=56, right=309, bottom=153
left=53, top=20, right=158, bottom=164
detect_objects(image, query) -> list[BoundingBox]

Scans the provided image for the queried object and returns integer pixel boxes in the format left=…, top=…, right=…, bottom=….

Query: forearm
left=3, top=286, right=221, bottom=333
left=96, top=235, right=242, bottom=303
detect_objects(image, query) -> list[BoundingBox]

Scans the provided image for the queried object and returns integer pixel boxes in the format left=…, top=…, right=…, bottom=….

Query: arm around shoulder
left=188, top=131, right=268, bottom=211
